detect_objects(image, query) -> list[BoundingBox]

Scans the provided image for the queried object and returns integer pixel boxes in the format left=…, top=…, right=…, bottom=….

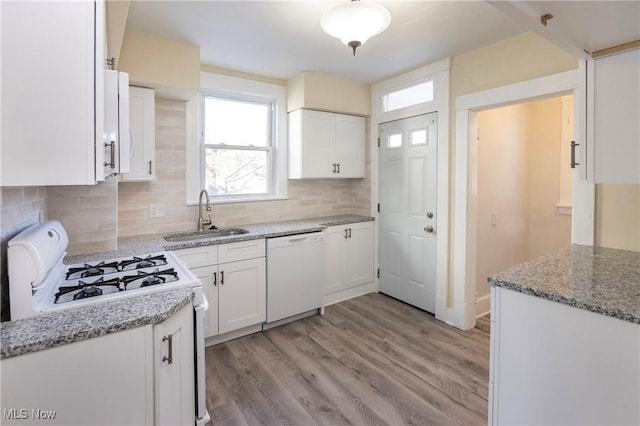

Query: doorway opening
left=474, top=96, right=574, bottom=317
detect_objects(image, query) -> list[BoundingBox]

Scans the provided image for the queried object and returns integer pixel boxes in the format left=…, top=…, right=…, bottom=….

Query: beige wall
left=106, top=0, right=129, bottom=68
left=0, top=187, right=46, bottom=321
left=475, top=96, right=572, bottom=303
left=528, top=97, right=572, bottom=258
left=46, top=178, right=119, bottom=256
left=287, top=72, right=371, bottom=115
left=118, top=31, right=200, bottom=92
left=118, top=100, right=371, bottom=237
left=476, top=103, right=531, bottom=299
left=596, top=184, right=640, bottom=252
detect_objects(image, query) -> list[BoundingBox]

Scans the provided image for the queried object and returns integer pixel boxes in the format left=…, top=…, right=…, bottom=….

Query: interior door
left=379, top=113, right=437, bottom=313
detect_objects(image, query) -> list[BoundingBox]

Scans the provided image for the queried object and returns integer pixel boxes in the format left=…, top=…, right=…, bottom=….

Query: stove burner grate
left=54, top=277, right=122, bottom=303
left=121, top=268, right=179, bottom=289
left=120, top=254, right=168, bottom=271
left=66, top=261, right=120, bottom=280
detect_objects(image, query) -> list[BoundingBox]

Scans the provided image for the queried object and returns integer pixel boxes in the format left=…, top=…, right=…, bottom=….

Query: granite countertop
left=489, top=245, right=640, bottom=324
left=66, top=214, right=374, bottom=263
left=0, top=288, right=194, bottom=359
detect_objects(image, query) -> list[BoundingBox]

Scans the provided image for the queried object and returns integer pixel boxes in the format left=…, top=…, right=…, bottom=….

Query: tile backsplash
left=118, top=100, right=371, bottom=237
left=0, top=187, right=46, bottom=321
left=46, top=177, right=118, bottom=256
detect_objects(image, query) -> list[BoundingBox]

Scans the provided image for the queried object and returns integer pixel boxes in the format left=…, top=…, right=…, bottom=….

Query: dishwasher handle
left=267, top=232, right=324, bottom=249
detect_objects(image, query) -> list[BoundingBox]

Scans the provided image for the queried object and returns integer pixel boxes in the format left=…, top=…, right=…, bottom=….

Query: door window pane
left=411, top=129, right=427, bottom=145
left=388, top=133, right=402, bottom=148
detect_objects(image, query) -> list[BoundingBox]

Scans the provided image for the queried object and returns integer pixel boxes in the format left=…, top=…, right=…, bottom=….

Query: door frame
left=371, top=58, right=450, bottom=323
left=453, top=68, right=596, bottom=330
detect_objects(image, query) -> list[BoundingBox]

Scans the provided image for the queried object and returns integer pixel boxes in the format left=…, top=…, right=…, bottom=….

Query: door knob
left=426, top=212, right=434, bottom=219
left=424, top=225, right=434, bottom=233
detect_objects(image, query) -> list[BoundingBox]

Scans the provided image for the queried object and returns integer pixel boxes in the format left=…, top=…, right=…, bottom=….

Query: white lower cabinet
left=0, top=327, right=152, bottom=425
left=489, top=286, right=640, bottom=425
left=154, top=304, right=194, bottom=426
left=174, top=239, right=266, bottom=341
left=325, top=222, right=374, bottom=295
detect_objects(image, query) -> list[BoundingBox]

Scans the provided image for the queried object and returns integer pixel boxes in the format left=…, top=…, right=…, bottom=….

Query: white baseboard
left=205, top=324, right=262, bottom=346
left=324, top=282, right=375, bottom=306
left=476, top=294, right=491, bottom=318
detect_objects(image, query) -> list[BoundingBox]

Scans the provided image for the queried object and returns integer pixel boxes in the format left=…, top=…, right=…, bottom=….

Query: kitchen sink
left=163, top=228, right=250, bottom=242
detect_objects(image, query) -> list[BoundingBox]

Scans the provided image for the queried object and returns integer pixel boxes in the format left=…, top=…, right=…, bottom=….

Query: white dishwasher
left=266, top=232, right=325, bottom=325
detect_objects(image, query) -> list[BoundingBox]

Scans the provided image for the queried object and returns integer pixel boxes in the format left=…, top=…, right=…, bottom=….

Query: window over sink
left=202, top=94, right=273, bottom=197
left=186, top=73, right=288, bottom=205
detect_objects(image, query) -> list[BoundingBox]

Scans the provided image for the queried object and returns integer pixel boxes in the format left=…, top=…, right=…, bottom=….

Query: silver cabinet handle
left=424, top=225, right=434, bottom=233
left=148, top=160, right=152, bottom=175
left=162, top=335, right=173, bottom=364
left=570, top=141, right=579, bottom=168
left=104, top=141, right=116, bottom=169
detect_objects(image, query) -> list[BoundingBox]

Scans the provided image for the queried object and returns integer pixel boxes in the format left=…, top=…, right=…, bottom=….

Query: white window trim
left=186, top=72, right=288, bottom=205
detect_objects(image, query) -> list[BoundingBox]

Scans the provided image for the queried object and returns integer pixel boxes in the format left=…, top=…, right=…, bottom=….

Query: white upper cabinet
left=586, top=49, right=640, bottom=183
left=121, top=86, right=156, bottom=182
left=288, top=109, right=366, bottom=179
left=0, top=1, right=106, bottom=186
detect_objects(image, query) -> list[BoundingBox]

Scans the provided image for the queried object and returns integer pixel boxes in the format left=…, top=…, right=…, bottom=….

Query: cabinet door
left=335, top=114, right=366, bottom=178
left=122, top=86, right=156, bottom=181
left=218, top=258, right=266, bottom=334
left=346, top=222, right=374, bottom=288
left=0, top=327, right=151, bottom=425
left=300, top=109, right=336, bottom=178
left=0, top=1, right=101, bottom=186
left=590, top=49, right=640, bottom=183
left=154, top=304, right=194, bottom=426
left=191, top=265, right=219, bottom=338
left=324, top=226, right=349, bottom=294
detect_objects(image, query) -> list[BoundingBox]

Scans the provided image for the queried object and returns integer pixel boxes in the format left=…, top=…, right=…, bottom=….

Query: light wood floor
left=205, top=293, right=490, bottom=426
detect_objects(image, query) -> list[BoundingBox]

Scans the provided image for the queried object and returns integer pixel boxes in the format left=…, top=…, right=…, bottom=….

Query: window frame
left=200, top=91, right=276, bottom=200
left=186, top=72, right=288, bottom=205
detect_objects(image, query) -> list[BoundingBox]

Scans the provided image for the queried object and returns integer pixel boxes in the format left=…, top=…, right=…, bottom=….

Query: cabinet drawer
left=218, top=239, right=266, bottom=264
left=172, top=245, right=218, bottom=268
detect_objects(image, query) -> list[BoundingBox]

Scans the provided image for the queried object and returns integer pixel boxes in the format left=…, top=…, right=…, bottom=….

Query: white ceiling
left=125, top=1, right=526, bottom=84
left=515, top=1, right=640, bottom=53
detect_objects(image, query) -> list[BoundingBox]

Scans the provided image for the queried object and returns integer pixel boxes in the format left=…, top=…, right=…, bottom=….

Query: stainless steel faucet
left=197, top=189, right=212, bottom=231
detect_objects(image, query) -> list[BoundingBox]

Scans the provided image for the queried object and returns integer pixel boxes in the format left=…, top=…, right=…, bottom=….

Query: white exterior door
left=379, top=113, right=438, bottom=313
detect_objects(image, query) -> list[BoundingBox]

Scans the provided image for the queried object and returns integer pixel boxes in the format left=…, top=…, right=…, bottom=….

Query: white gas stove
left=8, top=221, right=202, bottom=318
left=7, top=220, right=210, bottom=424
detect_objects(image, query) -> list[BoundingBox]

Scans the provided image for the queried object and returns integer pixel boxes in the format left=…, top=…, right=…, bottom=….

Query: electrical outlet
left=149, top=203, right=165, bottom=218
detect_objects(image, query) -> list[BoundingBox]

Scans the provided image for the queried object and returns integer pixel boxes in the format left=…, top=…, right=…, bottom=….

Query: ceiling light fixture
left=321, top=0, right=391, bottom=56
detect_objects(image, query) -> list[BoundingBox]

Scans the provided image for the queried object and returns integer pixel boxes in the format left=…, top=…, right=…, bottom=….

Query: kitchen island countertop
left=488, top=244, right=640, bottom=324
left=0, top=288, right=194, bottom=359
left=66, top=214, right=374, bottom=263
